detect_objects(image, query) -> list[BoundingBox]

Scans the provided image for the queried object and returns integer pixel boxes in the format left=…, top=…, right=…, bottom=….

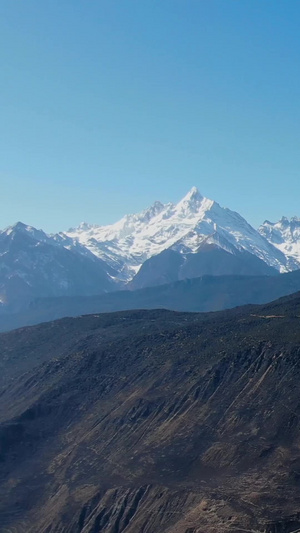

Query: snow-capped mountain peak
left=140, top=200, right=165, bottom=219
left=2, top=221, right=52, bottom=245
left=175, top=187, right=212, bottom=217
left=65, top=188, right=290, bottom=279
left=259, top=217, right=300, bottom=268
left=178, top=185, right=203, bottom=204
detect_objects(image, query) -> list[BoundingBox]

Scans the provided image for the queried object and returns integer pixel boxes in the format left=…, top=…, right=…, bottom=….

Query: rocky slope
left=2, top=295, right=300, bottom=531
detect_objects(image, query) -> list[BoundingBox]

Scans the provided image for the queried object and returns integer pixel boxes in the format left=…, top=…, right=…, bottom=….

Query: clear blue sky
left=1, top=0, right=300, bottom=232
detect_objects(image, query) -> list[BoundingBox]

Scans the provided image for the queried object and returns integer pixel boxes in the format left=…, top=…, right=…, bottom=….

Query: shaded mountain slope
left=2, top=268, right=300, bottom=332
left=0, top=222, right=116, bottom=313
left=2, top=296, right=300, bottom=531
left=129, top=244, right=277, bottom=290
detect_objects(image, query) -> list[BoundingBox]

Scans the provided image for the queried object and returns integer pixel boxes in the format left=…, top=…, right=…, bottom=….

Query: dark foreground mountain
left=2, top=268, right=300, bottom=332
left=2, top=295, right=300, bottom=531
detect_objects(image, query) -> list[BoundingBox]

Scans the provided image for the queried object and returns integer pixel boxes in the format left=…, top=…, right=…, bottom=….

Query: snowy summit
left=65, top=187, right=289, bottom=280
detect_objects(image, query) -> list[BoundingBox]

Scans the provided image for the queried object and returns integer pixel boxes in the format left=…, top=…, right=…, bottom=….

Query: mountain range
left=1, top=187, right=300, bottom=315
left=65, top=187, right=289, bottom=279
left=3, top=188, right=300, bottom=531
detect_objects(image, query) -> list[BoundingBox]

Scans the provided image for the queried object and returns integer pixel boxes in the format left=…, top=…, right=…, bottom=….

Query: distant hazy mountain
left=3, top=269, right=300, bottom=332
left=0, top=222, right=117, bottom=312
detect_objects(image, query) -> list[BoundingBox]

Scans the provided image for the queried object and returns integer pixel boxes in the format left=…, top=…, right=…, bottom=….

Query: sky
left=1, top=0, right=300, bottom=232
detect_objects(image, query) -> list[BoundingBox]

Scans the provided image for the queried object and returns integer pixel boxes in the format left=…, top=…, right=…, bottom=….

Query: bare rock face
left=2, top=296, right=300, bottom=532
